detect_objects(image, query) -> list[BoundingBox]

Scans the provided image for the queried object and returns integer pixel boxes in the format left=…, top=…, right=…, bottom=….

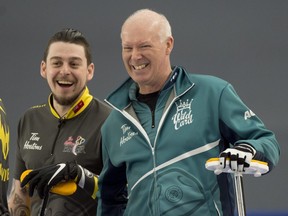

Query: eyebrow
left=49, top=56, right=83, bottom=61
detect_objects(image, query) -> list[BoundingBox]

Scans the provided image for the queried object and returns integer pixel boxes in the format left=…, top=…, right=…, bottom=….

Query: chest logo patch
left=172, top=99, right=193, bottom=130
left=120, top=124, right=138, bottom=146
left=23, top=133, right=43, bottom=150
left=63, top=136, right=86, bottom=155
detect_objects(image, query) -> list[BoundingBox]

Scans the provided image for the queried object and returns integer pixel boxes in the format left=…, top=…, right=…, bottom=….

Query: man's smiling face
left=41, top=41, right=94, bottom=106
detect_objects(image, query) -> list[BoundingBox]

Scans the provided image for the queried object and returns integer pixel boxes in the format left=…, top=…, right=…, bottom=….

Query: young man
left=0, top=99, right=9, bottom=216
left=96, top=9, right=280, bottom=216
left=8, top=28, right=111, bottom=216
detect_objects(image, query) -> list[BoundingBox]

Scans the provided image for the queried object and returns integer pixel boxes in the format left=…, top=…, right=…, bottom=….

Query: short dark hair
left=43, top=28, right=92, bottom=64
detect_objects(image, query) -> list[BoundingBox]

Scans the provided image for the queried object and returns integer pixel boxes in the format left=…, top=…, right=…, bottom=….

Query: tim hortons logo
left=120, top=124, right=138, bottom=146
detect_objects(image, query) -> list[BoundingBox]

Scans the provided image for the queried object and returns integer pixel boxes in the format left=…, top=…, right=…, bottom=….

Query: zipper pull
left=151, top=147, right=155, bottom=156
left=58, top=118, right=65, bottom=128
left=151, top=110, right=155, bottom=128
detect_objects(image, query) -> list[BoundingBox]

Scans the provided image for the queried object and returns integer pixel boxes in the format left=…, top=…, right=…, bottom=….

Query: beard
left=53, top=94, right=79, bottom=106
left=52, top=87, right=85, bottom=106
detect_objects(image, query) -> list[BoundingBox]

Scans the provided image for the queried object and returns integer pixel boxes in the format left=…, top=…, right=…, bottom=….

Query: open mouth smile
left=132, top=64, right=148, bottom=70
left=57, top=80, right=74, bottom=87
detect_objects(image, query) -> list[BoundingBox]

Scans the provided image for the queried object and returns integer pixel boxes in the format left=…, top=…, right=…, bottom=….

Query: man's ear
left=166, top=36, right=174, bottom=55
left=87, top=63, right=95, bottom=81
left=40, top=61, right=47, bottom=79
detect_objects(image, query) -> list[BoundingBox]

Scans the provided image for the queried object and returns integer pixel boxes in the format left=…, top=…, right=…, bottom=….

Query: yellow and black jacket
left=14, top=88, right=111, bottom=216
left=0, top=98, right=9, bottom=215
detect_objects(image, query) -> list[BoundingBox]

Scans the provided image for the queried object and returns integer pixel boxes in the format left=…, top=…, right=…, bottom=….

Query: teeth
left=58, top=80, right=73, bottom=85
left=134, top=64, right=146, bottom=70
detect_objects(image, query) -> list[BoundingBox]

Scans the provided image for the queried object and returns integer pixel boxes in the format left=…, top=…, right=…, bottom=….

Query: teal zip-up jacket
left=97, top=66, right=280, bottom=216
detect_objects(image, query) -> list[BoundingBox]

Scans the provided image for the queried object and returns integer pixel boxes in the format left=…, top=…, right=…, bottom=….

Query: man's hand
left=20, top=161, right=81, bottom=199
left=218, top=144, right=256, bottom=173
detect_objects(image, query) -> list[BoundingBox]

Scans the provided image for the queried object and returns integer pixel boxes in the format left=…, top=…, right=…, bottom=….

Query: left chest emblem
left=23, top=133, right=43, bottom=150
left=172, top=99, right=194, bottom=130
left=120, top=124, right=139, bottom=147
left=63, top=136, right=86, bottom=155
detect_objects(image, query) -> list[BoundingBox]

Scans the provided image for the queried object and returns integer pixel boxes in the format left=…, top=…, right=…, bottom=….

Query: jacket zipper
left=149, top=85, right=195, bottom=215
left=151, top=110, right=155, bottom=128
left=50, top=118, right=65, bottom=155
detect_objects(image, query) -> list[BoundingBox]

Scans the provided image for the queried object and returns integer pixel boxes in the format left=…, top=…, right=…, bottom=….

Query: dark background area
left=0, top=1, right=287, bottom=214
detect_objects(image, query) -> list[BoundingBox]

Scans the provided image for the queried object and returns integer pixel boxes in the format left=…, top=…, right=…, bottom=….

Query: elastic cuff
left=238, top=143, right=256, bottom=156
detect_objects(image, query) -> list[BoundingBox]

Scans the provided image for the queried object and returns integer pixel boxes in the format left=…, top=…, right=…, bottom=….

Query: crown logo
left=175, top=99, right=193, bottom=112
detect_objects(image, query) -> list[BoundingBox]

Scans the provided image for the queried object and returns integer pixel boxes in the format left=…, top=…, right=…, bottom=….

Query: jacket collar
left=48, top=87, right=93, bottom=119
left=106, top=66, right=194, bottom=110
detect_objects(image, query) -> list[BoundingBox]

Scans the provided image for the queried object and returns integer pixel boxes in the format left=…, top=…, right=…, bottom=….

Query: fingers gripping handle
left=20, top=170, right=77, bottom=195
left=205, top=158, right=269, bottom=177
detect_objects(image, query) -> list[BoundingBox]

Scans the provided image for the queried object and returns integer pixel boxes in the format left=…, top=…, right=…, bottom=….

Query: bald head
left=121, top=9, right=172, bottom=43
left=120, top=9, right=174, bottom=94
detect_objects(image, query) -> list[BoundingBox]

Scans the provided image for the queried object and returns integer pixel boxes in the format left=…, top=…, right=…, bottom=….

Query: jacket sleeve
left=97, top=140, right=128, bottom=216
left=0, top=99, right=10, bottom=215
left=218, top=84, right=280, bottom=171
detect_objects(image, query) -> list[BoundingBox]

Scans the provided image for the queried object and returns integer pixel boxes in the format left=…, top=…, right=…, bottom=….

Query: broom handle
left=234, top=172, right=246, bottom=216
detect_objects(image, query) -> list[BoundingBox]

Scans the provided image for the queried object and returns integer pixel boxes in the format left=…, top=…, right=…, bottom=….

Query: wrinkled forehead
left=122, top=13, right=160, bottom=32
left=121, top=19, right=161, bottom=43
